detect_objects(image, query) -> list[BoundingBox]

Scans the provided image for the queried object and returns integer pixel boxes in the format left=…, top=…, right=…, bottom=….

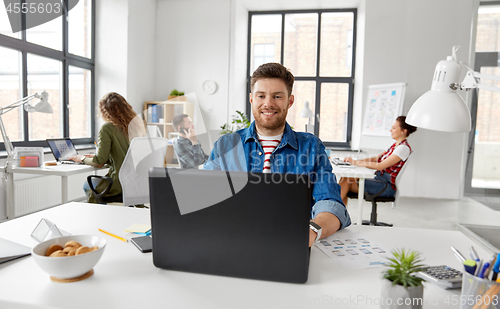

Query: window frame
left=0, top=0, right=96, bottom=152
left=246, top=8, right=357, bottom=149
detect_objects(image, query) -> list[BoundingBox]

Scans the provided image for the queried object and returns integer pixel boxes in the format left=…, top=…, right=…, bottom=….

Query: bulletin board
left=362, top=83, right=406, bottom=137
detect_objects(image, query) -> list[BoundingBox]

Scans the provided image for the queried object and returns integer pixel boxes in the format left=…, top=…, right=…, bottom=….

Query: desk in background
left=5, top=164, right=101, bottom=219
left=333, top=165, right=376, bottom=226
left=0, top=202, right=489, bottom=309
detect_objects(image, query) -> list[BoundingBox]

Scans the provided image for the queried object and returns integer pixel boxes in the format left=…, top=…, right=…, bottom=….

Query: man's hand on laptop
left=309, top=213, right=342, bottom=247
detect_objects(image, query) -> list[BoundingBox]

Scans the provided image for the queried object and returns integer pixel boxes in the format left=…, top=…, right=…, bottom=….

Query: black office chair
left=86, top=175, right=123, bottom=204
left=347, top=181, right=394, bottom=227
left=346, top=152, right=413, bottom=227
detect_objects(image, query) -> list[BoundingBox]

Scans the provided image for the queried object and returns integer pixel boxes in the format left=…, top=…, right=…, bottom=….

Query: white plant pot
left=380, top=279, right=424, bottom=309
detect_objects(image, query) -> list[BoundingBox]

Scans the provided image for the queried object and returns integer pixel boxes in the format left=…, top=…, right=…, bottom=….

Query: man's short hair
left=172, top=114, right=188, bottom=132
left=250, top=63, right=295, bottom=97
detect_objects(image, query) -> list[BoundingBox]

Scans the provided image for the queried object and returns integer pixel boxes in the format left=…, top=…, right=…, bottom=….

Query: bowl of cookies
left=31, top=235, right=106, bottom=281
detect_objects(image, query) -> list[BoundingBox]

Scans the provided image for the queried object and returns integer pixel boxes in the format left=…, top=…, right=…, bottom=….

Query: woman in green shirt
left=69, top=92, right=145, bottom=203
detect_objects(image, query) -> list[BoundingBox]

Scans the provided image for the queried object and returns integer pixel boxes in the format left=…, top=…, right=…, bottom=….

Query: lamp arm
left=0, top=93, right=39, bottom=115
left=0, top=115, right=14, bottom=159
left=460, top=71, right=500, bottom=94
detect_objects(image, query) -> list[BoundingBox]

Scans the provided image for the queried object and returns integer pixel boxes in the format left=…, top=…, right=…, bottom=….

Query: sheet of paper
left=124, top=223, right=151, bottom=233
left=314, top=232, right=389, bottom=269
left=0, top=237, right=31, bottom=264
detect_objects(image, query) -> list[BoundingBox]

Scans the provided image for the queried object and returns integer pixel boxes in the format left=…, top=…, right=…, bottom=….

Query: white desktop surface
left=5, top=164, right=101, bottom=219
left=0, top=202, right=488, bottom=309
left=332, top=165, right=376, bottom=226
left=7, top=164, right=98, bottom=176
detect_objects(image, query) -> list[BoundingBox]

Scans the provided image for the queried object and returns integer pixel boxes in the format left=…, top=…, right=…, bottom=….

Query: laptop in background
left=46, top=138, right=80, bottom=164
left=149, top=168, right=312, bottom=283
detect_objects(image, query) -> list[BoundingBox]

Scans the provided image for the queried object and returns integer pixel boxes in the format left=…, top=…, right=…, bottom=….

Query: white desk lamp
left=406, top=46, right=500, bottom=133
left=299, top=101, right=314, bottom=133
left=0, top=91, right=52, bottom=165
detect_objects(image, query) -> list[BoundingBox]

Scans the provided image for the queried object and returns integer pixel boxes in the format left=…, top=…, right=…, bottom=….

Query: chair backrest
left=393, top=151, right=413, bottom=206
left=119, top=137, right=169, bottom=206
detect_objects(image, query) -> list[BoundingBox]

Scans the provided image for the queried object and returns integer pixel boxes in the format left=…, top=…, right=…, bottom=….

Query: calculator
left=416, top=265, right=463, bottom=289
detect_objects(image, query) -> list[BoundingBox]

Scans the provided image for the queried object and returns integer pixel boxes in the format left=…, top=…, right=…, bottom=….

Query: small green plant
left=383, top=249, right=425, bottom=288
left=220, top=110, right=251, bottom=134
left=169, top=89, right=184, bottom=96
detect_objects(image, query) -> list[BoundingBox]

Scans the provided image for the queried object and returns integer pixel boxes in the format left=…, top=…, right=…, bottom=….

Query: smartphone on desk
left=131, top=235, right=152, bottom=253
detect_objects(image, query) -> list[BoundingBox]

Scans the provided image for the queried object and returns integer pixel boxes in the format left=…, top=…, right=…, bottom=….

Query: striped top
left=257, top=133, right=283, bottom=173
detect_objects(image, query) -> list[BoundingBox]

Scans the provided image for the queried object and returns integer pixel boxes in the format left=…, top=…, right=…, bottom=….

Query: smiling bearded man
left=203, top=62, right=351, bottom=247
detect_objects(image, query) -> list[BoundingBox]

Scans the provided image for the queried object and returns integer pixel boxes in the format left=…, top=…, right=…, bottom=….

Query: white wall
left=154, top=0, right=231, bottom=133
left=127, top=0, right=157, bottom=114
left=95, top=0, right=156, bottom=115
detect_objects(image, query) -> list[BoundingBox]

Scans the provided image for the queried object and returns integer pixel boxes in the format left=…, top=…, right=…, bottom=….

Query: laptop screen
left=46, top=138, right=78, bottom=161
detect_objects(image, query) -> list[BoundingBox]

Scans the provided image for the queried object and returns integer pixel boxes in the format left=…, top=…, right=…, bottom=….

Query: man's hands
left=309, top=229, right=318, bottom=247
left=308, top=213, right=341, bottom=247
left=180, top=128, right=199, bottom=145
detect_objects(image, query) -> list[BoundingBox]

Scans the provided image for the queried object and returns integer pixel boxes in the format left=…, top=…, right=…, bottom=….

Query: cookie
left=49, top=250, right=67, bottom=257
left=75, top=246, right=92, bottom=255
left=64, top=241, right=82, bottom=248
left=46, top=244, right=64, bottom=256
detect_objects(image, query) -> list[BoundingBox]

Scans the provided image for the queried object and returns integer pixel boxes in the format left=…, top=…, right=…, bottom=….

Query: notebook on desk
left=0, top=237, right=31, bottom=264
left=149, top=168, right=312, bottom=283
left=46, top=138, right=81, bottom=164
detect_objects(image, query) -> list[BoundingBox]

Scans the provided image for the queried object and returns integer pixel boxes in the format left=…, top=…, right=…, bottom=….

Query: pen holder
left=460, top=271, right=500, bottom=309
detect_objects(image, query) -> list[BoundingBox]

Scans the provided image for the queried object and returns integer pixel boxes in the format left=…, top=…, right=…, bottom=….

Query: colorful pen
left=492, top=253, right=500, bottom=281
left=475, top=260, right=483, bottom=277
left=470, top=246, right=480, bottom=261
left=451, top=246, right=466, bottom=263
left=479, top=262, right=490, bottom=279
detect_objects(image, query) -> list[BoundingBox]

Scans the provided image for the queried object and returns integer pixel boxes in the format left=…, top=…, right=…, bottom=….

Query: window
left=247, top=9, right=356, bottom=147
left=0, top=0, right=95, bottom=152
left=464, top=3, right=500, bottom=193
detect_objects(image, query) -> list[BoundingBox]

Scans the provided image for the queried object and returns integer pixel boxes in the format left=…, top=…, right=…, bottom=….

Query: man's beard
left=253, top=107, right=288, bottom=133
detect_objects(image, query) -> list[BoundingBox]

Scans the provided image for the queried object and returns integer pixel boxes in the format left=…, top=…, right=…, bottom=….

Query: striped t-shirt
left=257, top=133, right=283, bottom=173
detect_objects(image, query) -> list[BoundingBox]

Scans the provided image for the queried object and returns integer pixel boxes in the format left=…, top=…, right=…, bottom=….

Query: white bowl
left=32, top=235, right=106, bottom=279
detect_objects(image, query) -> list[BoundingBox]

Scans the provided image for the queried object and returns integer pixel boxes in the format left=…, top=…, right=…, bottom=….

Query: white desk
left=0, top=202, right=489, bottom=309
left=5, top=164, right=100, bottom=219
left=333, top=165, right=376, bottom=226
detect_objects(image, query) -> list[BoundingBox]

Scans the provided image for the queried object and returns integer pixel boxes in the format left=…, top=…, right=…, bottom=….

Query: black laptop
left=46, top=138, right=81, bottom=164
left=149, top=168, right=312, bottom=283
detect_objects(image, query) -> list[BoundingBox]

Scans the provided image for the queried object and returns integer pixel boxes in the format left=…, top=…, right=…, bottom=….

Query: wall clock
left=202, top=80, right=217, bottom=95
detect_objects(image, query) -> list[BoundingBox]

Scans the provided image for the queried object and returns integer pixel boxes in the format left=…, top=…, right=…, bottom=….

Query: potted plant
left=168, top=89, right=185, bottom=100
left=381, top=249, right=425, bottom=309
left=220, top=110, right=250, bottom=134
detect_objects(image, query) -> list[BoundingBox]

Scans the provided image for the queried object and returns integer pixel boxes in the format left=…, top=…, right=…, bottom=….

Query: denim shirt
left=203, top=122, right=351, bottom=229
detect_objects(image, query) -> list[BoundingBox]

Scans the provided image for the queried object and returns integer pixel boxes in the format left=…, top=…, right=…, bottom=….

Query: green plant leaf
left=220, top=110, right=251, bottom=135
left=383, top=248, right=425, bottom=288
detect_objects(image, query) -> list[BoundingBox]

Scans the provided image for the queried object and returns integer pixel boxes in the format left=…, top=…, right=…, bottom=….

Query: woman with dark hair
left=69, top=92, right=146, bottom=203
left=338, top=116, right=417, bottom=205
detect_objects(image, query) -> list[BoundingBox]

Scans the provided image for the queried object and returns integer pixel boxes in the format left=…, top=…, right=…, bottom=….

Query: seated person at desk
left=203, top=62, right=351, bottom=247
left=69, top=92, right=146, bottom=203
left=171, top=114, right=209, bottom=169
left=338, top=116, right=417, bottom=205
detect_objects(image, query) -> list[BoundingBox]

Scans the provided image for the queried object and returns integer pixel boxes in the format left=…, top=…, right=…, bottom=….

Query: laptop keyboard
left=60, top=160, right=82, bottom=164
